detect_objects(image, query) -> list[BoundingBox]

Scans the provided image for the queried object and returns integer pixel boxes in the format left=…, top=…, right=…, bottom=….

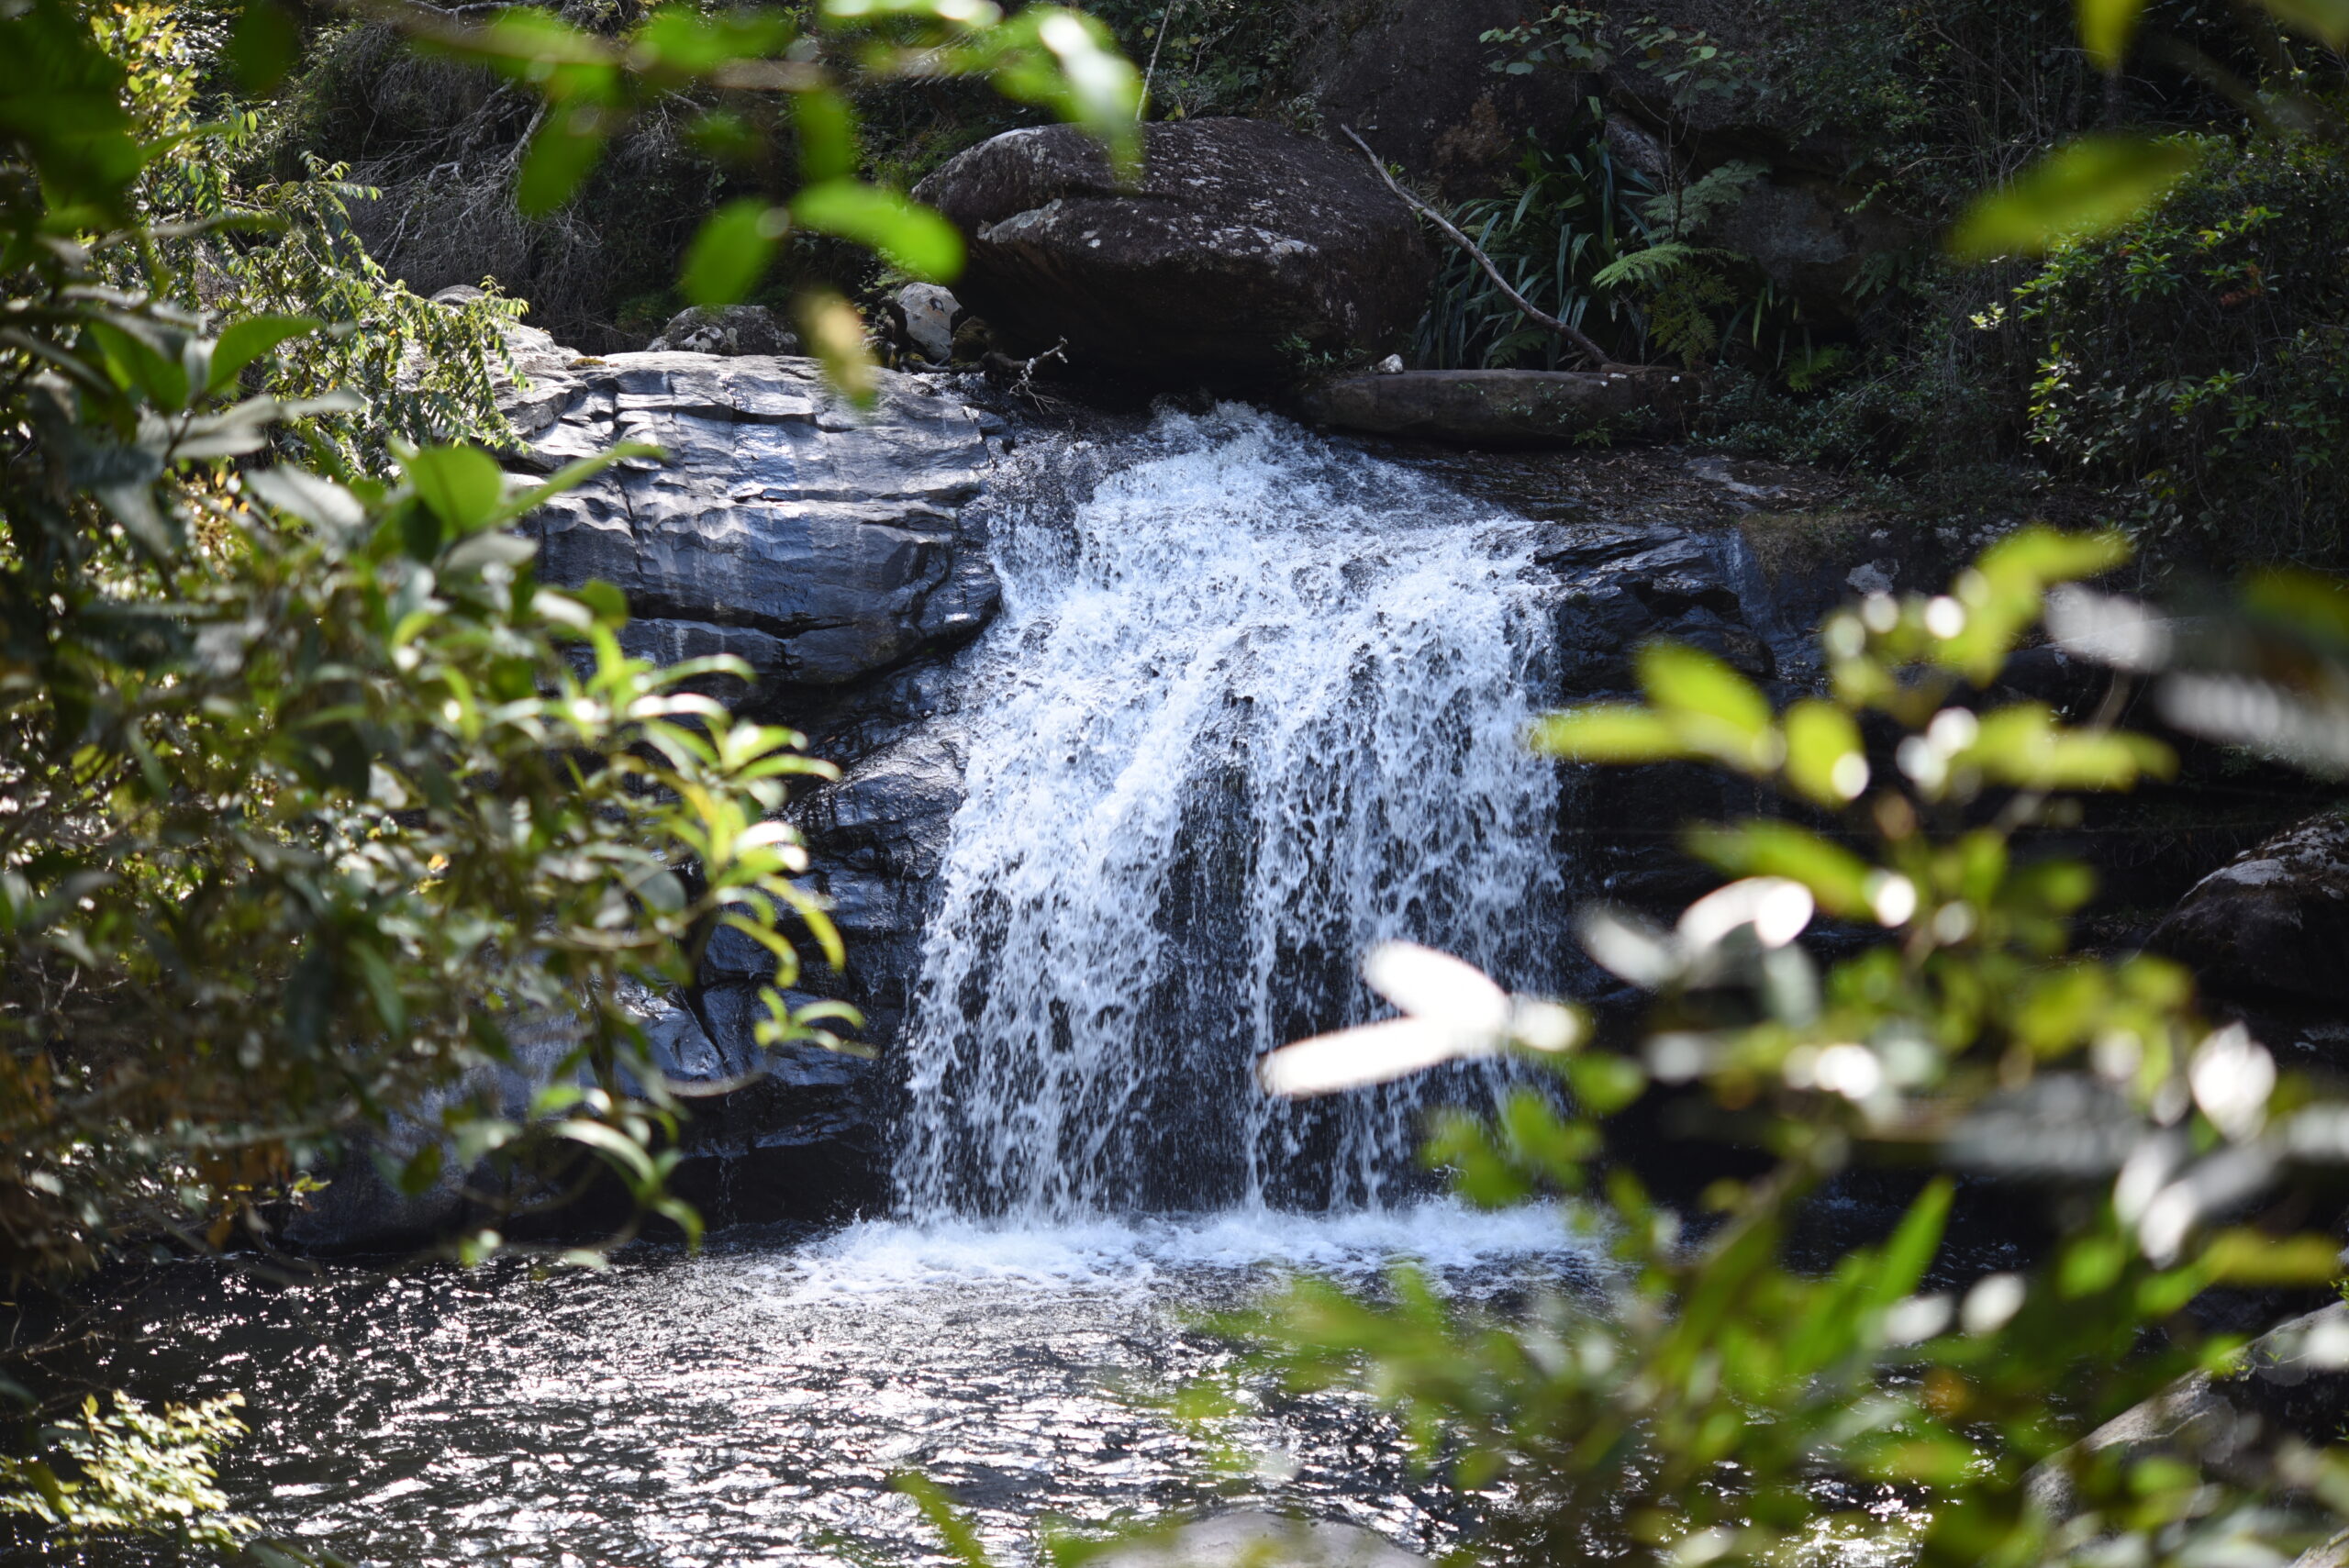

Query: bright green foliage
left=1237, top=532, right=2349, bottom=1568
left=1413, top=128, right=1658, bottom=372
left=0, top=0, right=855, bottom=1284
left=93, top=0, right=521, bottom=472
left=2009, top=137, right=2349, bottom=565
left=1949, top=135, right=2203, bottom=261
left=0, top=1395, right=254, bottom=1551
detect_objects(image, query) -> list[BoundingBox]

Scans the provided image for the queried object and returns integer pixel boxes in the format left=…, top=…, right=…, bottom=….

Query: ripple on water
left=24, top=1204, right=1598, bottom=1568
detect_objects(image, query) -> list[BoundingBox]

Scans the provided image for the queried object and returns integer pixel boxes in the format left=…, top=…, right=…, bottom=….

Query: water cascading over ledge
left=894, top=406, right=1572, bottom=1222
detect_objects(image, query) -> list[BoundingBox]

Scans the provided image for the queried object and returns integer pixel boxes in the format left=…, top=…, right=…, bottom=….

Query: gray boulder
left=510, top=352, right=1003, bottom=695
left=890, top=283, right=961, bottom=362
left=2030, top=1302, right=2349, bottom=1519
left=2151, top=815, right=2349, bottom=1006
left=913, top=118, right=1432, bottom=379
left=646, top=304, right=799, bottom=356
left=1302, top=367, right=1699, bottom=445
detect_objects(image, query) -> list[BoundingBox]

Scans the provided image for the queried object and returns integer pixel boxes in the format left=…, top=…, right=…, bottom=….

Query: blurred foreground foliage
left=1230, top=528, right=2349, bottom=1568
left=0, top=0, right=1131, bottom=1551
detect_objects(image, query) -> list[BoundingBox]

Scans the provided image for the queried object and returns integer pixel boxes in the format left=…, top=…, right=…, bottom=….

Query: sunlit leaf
left=399, top=444, right=507, bottom=535
left=1782, top=698, right=1869, bottom=806
left=1947, top=135, right=2200, bottom=262
left=228, top=0, right=300, bottom=92
left=682, top=199, right=788, bottom=306
left=1530, top=704, right=1687, bottom=762
left=207, top=315, right=317, bottom=395
left=1362, top=941, right=1508, bottom=1031
left=1258, top=1017, right=1493, bottom=1097
left=2078, top=0, right=2145, bottom=70
left=517, top=106, right=610, bottom=217
left=796, top=289, right=878, bottom=406
left=790, top=180, right=963, bottom=282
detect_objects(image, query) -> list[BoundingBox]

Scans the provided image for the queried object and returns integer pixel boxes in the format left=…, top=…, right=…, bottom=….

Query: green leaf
left=797, top=290, right=878, bottom=406
left=400, top=444, right=508, bottom=535
left=1564, top=1053, right=1646, bottom=1117
left=517, top=106, right=610, bottom=217
left=790, top=181, right=963, bottom=283
left=1685, top=820, right=1876, bottom=916
left=207, top=315, right=318, bottom=395
left=793, top=90, right=859, bottom=183
left=228, top=0, right=301, bottom=92
left=1638, top=641, right=1779, bottom=770
left=1782, top=698, right=1868, bottom=806
left=2077, top=0, right=2144, bottom=71
left=629, top=6, right=796, bottom=77
left=1529, top=704, right=1687, bottom=762
left=1947, top=135, right=2200, bottom=262
left=984, top=6, right=1142, bottom=174
left=0, top=0, right=146, bottom=221
left=681, top=199, right=786, bottom=306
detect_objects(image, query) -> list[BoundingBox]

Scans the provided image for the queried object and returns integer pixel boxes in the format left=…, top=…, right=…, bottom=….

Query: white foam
left=751, top=1200, right=1595, bottom=1306
left=896, top=405, right=1568, bottom=1221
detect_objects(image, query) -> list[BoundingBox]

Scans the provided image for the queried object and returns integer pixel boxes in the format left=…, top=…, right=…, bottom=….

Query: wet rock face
left=2151, top=814, right=2349, bottom=1006
left=913, top=118, right=1432, bottom=379
left=510, top=352, right=1004, bottom=694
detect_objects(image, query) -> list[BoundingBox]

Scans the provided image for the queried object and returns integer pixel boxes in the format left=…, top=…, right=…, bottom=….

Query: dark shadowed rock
left=1302, top=367, right=1700, bottom=445
left=2028, top=1302, right=2349, bottom=1519
left=1289, top=0, right=1595, bottom=197
left=2151, top=814, right=2349, bottom=1006
left=913, top=118, right=1431, bottom=379
left=510, top=353, right=1002, bottom=695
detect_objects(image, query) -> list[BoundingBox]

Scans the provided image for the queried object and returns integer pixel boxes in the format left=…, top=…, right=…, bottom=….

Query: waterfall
left=895, top=406, right=1567, bottom=1222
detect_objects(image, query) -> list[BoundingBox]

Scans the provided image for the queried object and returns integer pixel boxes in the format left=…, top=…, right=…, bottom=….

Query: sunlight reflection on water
left=33, top=1203, right=1596, bottom=1568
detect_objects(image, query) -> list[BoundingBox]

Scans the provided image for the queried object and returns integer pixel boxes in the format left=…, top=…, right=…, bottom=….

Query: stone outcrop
left=1288, top=0, right=1593, bottom=198
left=2151, top=815, right=2349, bottom=1006
left=646, top=304, right=799, bottom=356
left=281, top=984, right=885, bottom=1249
left=913, top=117, right=1431, bottom=379
left=2029, top=1302, right=2349, bottom=1519
left=507, top=351, right=1005, bottom=695
left=1301, top=367, right=1699, bottom=445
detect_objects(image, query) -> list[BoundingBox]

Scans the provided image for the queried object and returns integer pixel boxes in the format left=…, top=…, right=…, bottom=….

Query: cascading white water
left=896, top=405, right=1568, bottom=1222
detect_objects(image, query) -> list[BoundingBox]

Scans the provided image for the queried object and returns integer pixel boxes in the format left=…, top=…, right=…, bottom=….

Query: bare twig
left=1341, top=125, right=1632, bottom=373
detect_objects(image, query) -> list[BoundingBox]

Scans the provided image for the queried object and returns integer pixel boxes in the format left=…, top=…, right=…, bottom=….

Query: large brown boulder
left=2150, top=814, right=2349, bottom=1006
left=912, top=118, right=1432, bottom=381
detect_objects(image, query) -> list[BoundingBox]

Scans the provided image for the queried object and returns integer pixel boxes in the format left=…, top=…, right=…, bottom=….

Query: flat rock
left=1301, top=367, right=1699, bottom=445
left=507, top=352, right=1003, bottom=693
left=914, top=118, right=1431, bottom=379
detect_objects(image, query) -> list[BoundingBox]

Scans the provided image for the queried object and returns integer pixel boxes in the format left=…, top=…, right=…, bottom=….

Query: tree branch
left=1341, top=125, right=1631, bottom=373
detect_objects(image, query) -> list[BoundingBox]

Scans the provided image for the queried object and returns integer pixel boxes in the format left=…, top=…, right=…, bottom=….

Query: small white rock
left=1374, top=354, right=1405, bottom=375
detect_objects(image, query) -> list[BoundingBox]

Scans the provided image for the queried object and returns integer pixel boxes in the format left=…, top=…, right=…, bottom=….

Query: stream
left=20, top=406, right=1682, bottom=1566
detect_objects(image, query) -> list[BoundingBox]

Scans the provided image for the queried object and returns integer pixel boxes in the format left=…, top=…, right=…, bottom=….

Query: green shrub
left=2009, top=135, right=2349, bottom=566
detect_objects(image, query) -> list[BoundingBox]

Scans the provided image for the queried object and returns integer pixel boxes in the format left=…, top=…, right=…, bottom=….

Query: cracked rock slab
left=510, top=351, right=1003, bottom=692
